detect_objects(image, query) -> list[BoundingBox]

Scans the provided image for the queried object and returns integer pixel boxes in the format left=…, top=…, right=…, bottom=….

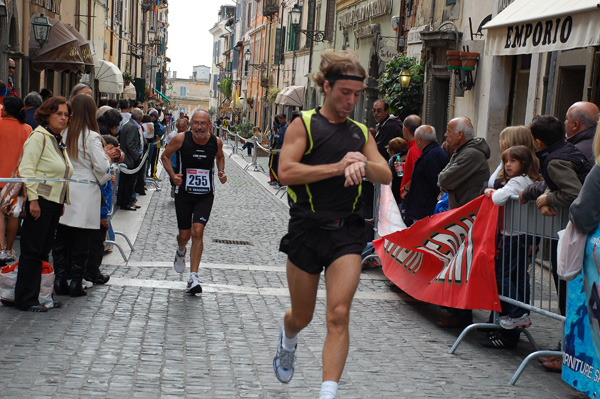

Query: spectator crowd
left=0, top=81, right=179, bottom=312
left=1, top=76, right=600, bottom=376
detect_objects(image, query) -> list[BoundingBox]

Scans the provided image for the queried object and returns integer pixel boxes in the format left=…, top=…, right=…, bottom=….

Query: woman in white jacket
left=53, top=94, right=110, bottom=297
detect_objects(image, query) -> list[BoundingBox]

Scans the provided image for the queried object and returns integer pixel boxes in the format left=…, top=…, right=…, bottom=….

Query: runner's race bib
left=185, top=168, right=211, bottom=194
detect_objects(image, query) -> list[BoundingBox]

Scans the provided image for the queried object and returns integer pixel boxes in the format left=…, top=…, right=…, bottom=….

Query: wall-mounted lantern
left=399, top=68, right=412, bottom=88
left=32, top=14, right=52, bottom=48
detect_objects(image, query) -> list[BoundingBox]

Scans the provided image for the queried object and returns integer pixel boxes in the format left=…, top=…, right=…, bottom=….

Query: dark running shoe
left=480, top=330, right=519, bottom=349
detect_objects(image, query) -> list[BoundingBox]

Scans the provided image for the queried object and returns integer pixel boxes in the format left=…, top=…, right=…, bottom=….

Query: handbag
left=0, top=172, right=26, bottom=217
left=557, top=220, right=587, bottom=281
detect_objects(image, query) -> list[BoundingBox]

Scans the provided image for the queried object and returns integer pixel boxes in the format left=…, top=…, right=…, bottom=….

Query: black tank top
left=176, top=131, right=218, bottom=195
left=287, top=108, right=368, bottom=228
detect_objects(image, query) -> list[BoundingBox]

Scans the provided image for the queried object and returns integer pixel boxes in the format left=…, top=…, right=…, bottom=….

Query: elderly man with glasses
left=371, top=99, right=403, bottom=161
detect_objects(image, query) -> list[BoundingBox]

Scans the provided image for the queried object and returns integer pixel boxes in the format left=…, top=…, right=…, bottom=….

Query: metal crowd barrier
left=104, top=164, right=134, bottom=262
left=362, top=183, right=382, bottom=268
left=0, top=172, right=134, bottom=262
left=449, top=195, right=568, bottom=385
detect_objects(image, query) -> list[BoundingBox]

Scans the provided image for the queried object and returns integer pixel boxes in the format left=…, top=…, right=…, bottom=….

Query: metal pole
left=292, top=25, right=298, bottom=85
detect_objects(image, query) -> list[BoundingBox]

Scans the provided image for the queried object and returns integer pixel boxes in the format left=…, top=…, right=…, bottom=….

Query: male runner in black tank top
left=160, top=110, right=227, bottom=294
left=272, top=50, right=392, bottom=399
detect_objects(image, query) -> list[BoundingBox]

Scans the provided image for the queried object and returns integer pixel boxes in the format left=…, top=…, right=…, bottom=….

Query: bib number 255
left=185, top=168, right=211, bottom=194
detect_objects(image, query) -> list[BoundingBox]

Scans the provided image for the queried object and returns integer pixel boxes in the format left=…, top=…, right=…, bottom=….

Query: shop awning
left=95, top=59, right=124, bottom=94
left=275, top=85, right=305, bottom=107
left=29, top=19, right=85, bottom=73
left=484, top=0, right=600, bottom=56
left=66, top=24, right=94, bottom=74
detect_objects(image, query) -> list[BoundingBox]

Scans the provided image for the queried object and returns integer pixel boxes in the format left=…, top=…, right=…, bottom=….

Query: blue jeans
left=495, top=234, right=531, bottom=318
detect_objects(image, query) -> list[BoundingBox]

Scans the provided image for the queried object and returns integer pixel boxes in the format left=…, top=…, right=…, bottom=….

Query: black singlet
left=175, top=131, right=218, bottom=195
left=287, top=108, right=368, bottom=229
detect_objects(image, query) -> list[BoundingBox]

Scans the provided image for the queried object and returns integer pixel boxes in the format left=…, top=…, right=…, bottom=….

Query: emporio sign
left=503, top=16, right=572, bottom=50
left=338, top=0, right=392, bottom=30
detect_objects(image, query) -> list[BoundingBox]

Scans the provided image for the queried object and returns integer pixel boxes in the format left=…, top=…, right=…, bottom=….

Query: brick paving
left=0, top=145, right=587, bottom=398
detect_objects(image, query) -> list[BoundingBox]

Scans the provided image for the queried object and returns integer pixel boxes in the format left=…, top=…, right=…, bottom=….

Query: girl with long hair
left=52, top=94, right=110, bottom=297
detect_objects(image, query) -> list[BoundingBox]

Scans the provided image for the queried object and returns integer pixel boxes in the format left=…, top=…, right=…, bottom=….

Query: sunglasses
left=8, top=66, right=16, bottom=70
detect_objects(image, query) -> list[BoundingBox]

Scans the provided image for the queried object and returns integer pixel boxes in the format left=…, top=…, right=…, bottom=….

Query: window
left=247, top=3, right=252, bottom=27
left=179, top=86, right=188, bottom=97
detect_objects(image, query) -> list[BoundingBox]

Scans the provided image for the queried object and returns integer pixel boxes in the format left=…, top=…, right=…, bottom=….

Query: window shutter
left=306, top=0, right=316, bottom=49
left=274, top=27, right=285, bottom=65
left=324, top=0, right=335, bottom=41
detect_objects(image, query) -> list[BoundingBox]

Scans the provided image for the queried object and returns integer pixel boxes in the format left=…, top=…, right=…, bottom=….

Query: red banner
left=374, top=195, right=502, bottom=311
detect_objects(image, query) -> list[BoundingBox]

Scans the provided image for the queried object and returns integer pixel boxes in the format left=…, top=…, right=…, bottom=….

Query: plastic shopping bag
left=0, top=261, right=55, bottom=307
left=557, top=221, right=587, bottom=281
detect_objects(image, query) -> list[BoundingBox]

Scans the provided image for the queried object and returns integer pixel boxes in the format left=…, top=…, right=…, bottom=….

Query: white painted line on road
left=121, top=261, right=389, bottom=281
left=106, top=277, right=403, bottom=301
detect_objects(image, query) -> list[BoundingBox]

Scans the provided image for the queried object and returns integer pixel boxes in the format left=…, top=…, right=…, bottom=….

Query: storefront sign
left=338, top=0, right=393, bottom=30
left=378, top=46, right=398, bottom=62
left=496, top=0, right=516, bottom=14
left=354, top=24, right=379, bottom=40
left=34, top=0, right=62, bottom=14
left=504, top=16, right=572, bottom=50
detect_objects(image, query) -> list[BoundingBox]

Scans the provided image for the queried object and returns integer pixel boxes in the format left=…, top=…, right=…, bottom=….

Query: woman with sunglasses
left=14, top=96, right=73, bottom=312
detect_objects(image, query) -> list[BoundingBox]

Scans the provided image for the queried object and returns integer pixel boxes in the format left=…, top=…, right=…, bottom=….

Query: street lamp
left=148, top=26, right=156, bottom=43
left=32, top=14, right=52, bottom=48
left=290, top=4, right=301, bottom=85
left=399, top=68, right=411, bottom=88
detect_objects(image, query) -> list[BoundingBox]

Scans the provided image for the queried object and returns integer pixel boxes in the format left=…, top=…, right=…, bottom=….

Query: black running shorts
left=174, top=192, right=215, bottom=230
left=279, top=216, right=366, bottom=274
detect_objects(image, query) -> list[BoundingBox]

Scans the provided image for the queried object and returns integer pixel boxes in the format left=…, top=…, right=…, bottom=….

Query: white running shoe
left=499, top=314, right=532, bottom=329
left=174, top=248, right=186, bottom=273
left=185, top=273, right=202, bottom=295
left=273, top=327, right=296, bottom=383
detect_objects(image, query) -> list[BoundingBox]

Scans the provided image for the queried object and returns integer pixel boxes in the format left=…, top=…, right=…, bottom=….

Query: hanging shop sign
left=378, top=46, right=398, bottom=62
left=338, top=0, right=393, bottom=30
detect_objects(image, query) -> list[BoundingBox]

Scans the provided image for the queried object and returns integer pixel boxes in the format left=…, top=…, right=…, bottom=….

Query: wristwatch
left=218, top=169, right=225, bottom=173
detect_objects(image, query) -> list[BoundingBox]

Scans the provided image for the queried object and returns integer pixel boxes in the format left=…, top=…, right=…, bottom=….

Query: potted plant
left=261, top=75, right=270, bottom=88
left=219, top=78, right=232, bottom=99
left=267, top=87, right=280, bottom=103
left=446, top=51, right=462, bottom=70
left=460, top=52, right=479, bottom=70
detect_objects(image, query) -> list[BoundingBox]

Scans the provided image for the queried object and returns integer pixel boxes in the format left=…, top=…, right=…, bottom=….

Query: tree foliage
left=219, top=78, right=232, bottom=99
left=378, top=55, right=424, bottom=120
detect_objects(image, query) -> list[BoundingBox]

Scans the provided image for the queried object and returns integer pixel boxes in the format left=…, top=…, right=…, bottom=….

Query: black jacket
left=404, top=141, right=449, bottom=221
left=119, top=119, right=141, bottom=168
left=375, top=115, right=403, bottom=161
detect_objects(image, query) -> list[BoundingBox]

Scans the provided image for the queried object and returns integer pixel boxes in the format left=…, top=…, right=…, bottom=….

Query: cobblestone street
left=0, top=145, right=587, bottom=398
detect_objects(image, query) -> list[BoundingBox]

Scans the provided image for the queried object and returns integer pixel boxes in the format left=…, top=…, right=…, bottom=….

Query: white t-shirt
left=491, top=175, right=533, bottom=206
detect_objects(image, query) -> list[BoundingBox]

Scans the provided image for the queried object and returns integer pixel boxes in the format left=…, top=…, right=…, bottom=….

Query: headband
left=325, top=73, right=364, bottom=82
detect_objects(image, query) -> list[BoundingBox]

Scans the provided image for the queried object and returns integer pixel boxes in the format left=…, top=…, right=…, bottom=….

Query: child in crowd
left=84, top=135, right=119, bottom=284
left=485, top=145, right=541, bottom=330
left=386, top=137, right=409, bottom=206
